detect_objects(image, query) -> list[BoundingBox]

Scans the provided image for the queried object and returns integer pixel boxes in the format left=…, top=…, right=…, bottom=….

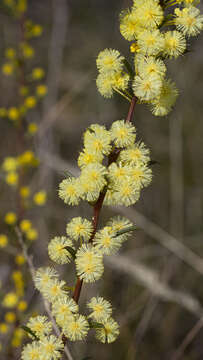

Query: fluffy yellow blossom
left=114, top=178, right=140, bottom=206
left=137, top=56, right=166, bottom=78
left=21, top=342, right=41, bottom=360
left=78, top=149, right=103, bottom=169
left=19, top=85, right=29, bottom=96
left=163, top=30, right=186, bottom=58
left=95, top=317, right=119, bottom=343
left=39, top=335, right=64, bottom=359
left=110, top=120, right=136, bottom=147
left=75, top=244, right=104, bottom=283
left=175, top=6, right=203, bottom=37
left=137, top=29, right=164, bottom=56
left=151, top=79, right=178, bottom=116
left=87, top=297, right=112, bottom=322
left=2, top=292, right=18, bottom=308
left=120, top=9, right=142, bottom=41
left=107, top=216, right=133, bottom=242
left=66, top=217, right=93, bottom=242
left=63, top=314, right=89, bottom=341
left=80, top=163, right=107, bottom=195
left=35, top=267, right=58, bottom=292
left=94, top=226, right=122, bottom=255
left=52, top=296, right=79, bottom=327
left=59, top=177, right=82, bottom=205
left=119, top=142, right=150, bottom=165
left=48, top=236, right=74, bottom=264
left=27, top=316, right=52, bottom=339
left=96, top=49, right=124, bottom=74
left=96, top=71, right=129, bottom=98
left=133, top=73, right=162, bottom=101
left=134, top=0, right=164, bottom=29
left=5, top=212, right=17, bottom=225
left=0, top=234, right=8, bottom=247
left=84, top=124, right=112, bottom=156
left=33, top=190, right=47, bottom=205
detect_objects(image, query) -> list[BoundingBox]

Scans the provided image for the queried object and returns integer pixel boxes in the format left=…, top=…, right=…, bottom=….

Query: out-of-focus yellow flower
left=26, top=228, right=38, bottom=241
left=2, top=292, right=18, bottom=308
left=20, top=186, right=30, bottom=198
left=20, top=219, right=32, bottom=233
left=0, top=234, right=8, bottom=248
left=15, top=253, right=25, bottom=265
left=8, top=107, right=19, bottom=121
left=16, top=0, right=27, bottom=13
left=21, top=43, right=34, bottom=58
left=19, top=86, right=29, bottom=96
left=32, top=24, right=43, bottom=37
left=17, top=300, right=27, bottom=312
left=24, top=96, right=37, bottom=108
left=11, top=328, right=24, bottom=347
left=18, top=150, right=37, bottom=166
left=5, top=48, right=16, bottom=59
left=5, top=212, right=17, bottom=225
left=31, top=67, right=45, bottom=80
left=0, top=323, right=9, bottom=334
left=2, top=157, right=18, bottom=172
left=0, top=108, right=7, bottom=117
left=33, top=191, right=47, bottom=206
left=2, top=63, right=14, bottom=76
left=28, top=122, right=38, bottom=135
left=5, top=311, right=16, bottom=323
left=36, top=84, right=47, bottom=97
left=6, top=171, right=18, bottom=186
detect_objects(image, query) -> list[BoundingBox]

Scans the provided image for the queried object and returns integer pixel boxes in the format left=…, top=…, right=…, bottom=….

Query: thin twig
left=171, top=318, right=203, bottom=360
left=15, top=227, right=74, bottom=360
left=72, top=96, right=137, bottom=304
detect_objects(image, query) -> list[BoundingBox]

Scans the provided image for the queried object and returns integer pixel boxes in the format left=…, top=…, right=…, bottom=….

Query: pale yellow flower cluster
left=96, top=0, right=203, bottom=116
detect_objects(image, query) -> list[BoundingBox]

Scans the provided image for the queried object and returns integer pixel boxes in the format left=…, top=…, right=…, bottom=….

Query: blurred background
left=0, top=0, right=203, bottom=359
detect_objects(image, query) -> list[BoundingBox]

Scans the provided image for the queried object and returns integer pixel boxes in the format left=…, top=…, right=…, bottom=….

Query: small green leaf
left=113, top=225, right=137, bottom=237
left=89, top=321, right=104, bottom=329
left=21, top=325, right=39, bottom=340
left=65, top=246, right=76, bottom=259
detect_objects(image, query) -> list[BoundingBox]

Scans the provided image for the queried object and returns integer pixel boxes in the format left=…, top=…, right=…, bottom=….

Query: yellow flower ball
left=15, top=254, right=25, bottom=265
left=20, top=219, right=32, bottom=233
left=5, top=212, right=17, bottom=225
left=5, top=312, right=16, bottom=323
left=0, top=323, right=9, bottom=334
left=33, top=191, right=47, bottom=206
left=5, top=171, right=18, bottom=186
left=8, top=107, right=19, bottom=121
left=2, top=292, right=18, bottom=308
left=2, top=63, right=14, bottom=76
left=20, top=186, right=30, bottom=198
left=0, top=234, right=8, bottom=248
left=24, top=96, right=37, bottom=109
left=28, top=122, right=38, bottom=135
left=17, top=300, right=27, bottom=312
left=26, top=228, right=38, bottom=241
left=36, top=84, right=47, bottom=97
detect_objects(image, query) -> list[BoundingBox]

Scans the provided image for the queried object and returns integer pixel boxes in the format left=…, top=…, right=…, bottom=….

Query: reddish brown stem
left=72, top=96, right=137, bottom=304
